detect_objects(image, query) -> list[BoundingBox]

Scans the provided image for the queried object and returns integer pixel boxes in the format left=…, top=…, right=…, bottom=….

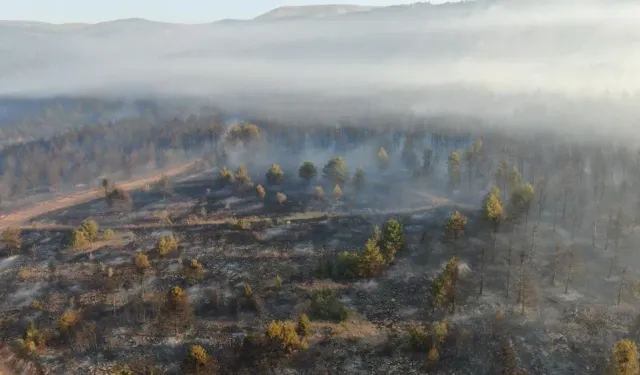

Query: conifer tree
left=430, top=256, right=460, bottom=314
left=381, top=218, right=404, bottom=264
left=298, top=161, right=317, bottom=183
left=444, top=210, right=467, bottom=253
left=447, top=151, right=462, bottom=188
left=377, top=147, right=390, bottom=171
left=353, top=167, right=365, bottom=191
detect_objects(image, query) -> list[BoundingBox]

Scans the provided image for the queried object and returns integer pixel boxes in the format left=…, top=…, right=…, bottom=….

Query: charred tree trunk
left=551, top=241, right=561, bottom=285
left=553, top=194, right=559, bottom=232
left=565, top=247, right=574, bottom=294
left=617, top=268, right=627, bottom=306
left=506, top=223, right=517, bottom=298
left=592, top=220, right=597, bottom=248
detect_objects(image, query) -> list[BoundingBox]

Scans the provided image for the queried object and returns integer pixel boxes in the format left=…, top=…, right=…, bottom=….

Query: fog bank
left=1, top=1, right=639, bottom=134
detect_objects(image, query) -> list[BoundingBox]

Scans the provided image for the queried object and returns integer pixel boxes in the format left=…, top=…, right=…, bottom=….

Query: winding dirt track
left=0, top=162, right=196, bottom=229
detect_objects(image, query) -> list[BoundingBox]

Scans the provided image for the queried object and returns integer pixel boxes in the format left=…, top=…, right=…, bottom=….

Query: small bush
left=102, top=228, right=115, bottom=240
left=256, top=184, right=266, bottom=200
left=184, top=259, right=205, bottom=284
left=297, top=314, right=312, bottom=339
left=276, top=192, right=287, bottom=205
left=57, top=310, right=81, bottom=333
left=266, top=164, right=285, bottom=185
left=18, top=267, right=38, bottom=282
left=274, top=275, right=282, bottom=290
left=238, top=219, right=251, bottom=230
left=310, top=288, right=349, bottom=322
left=266, top=320, right=306, bottom=352
left=134, top=253, right=150, bottom=273
left=335, top=251, right=360, bottom=279
left=167, top=286, right=188, bottom=309
left=106, top=187, right=133, bottom=208
left=16, top=321, right=45, bottom=354
left=30, top=300, right=43, bottom=311
left=80, top=220, right=99, bottom=242
left=218, top=167, right=235, bottom=185
left=70, top=229, right=89, bottom=249
left=314, top=186, right=325, bottom=201
left=157, top=234, right=178, bottom=256
left=189, top=344, right=208, bottom=368
left=1, top=227, right=21, bottom=254
left=242, top=283, right=260, bottom=312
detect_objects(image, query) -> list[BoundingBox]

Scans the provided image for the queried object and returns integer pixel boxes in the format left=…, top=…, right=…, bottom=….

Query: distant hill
left=254, top=4, right=376, bottom=21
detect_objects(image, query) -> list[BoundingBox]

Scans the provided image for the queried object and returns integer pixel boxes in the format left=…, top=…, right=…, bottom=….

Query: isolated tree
left=184, top=259, right=205, bottom=284
left=266, top=164, right=284, bottom=185
left=298, top=161, right=317, bottom=183
left=234, top=165, right=252, bottom=188
left=158, top=173, right=173, bottom=198
left=265, top=320, right=306, bottom=353
left=218, top=167, right=234, bottom=185
left=102, top=178, right=110, bottom=198
left=106, top=186, right=133, bottom=208
left=377, top=147, right=390, bottom=170
left=1, top=227, right=21, bottom=254
left=507, top=167, right=522, bottom=193
left=296, top=314, right=312, bottom=339
left=492, top=338, right=528, bottom=375
left=464, top=139, right=482, bottom=188
left=314, top=186, right=325, bottom=201
left=495, top=158, right=509, bottom=200
left=70, top=229, right=89, bottom=249
left=430, top=256, right=460, bottom=314
left=227, top=123, right=261, bottom=145
left=444, top=210, right=467, bottom=253
left=332, top=185, right=343, bottom=202
left=482, top=187, right=504, bottom=261
left=322, top=156, right=349, bottom=185
left=134, top=253, right=150, bottom=274
left=508, top=183, right=535, bottom=226
left=401, top=140, right=418, bottom=170
left=381, top=218, right=404, bottom=264
left=353, top=167, right=365, bottom=191
left=166, top=286, right=190, bottom=337
left=157, top=234, right=178, bottom=256
left=359, top=236, right=386, bottom=277
left=276, top=192, right=287, bottom=206
left=422, top=148, right=434, bottom=176
left=185, top=344, right=216, bottom=374
left=256, top=184, right=265, bottom=200
left=80, top=220, right=99, bottom=242
left=447, top=151, right=462, bottom=188
left=610, top=339, right=639, bottom=375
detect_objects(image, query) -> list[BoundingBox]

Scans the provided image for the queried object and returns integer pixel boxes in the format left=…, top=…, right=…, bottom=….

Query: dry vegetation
left=2, top=120, right=640, bottom=375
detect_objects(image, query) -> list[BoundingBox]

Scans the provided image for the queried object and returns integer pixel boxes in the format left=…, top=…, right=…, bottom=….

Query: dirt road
left=0, top=162, right=196, bottom=229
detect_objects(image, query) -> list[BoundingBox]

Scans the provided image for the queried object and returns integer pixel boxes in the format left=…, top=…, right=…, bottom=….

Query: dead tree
left=564, top=246, right=575, bottom=294
left=608, top=210, right=624, bottom=278
left=517, top=251, right=526, bottom=306
left=505, top=223, right=517, bottom=298
left=618, top=268, right=627, bottom=306
left=551, top=241, right=562, bottom=285
left=480, top=246, right=487, bottom=296
left=528, top=224, right=538, bottom=264
left=592, top=219, right=597, bottom=248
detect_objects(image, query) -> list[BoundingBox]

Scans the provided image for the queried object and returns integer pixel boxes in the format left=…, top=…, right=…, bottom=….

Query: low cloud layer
left=1, top=1, right=640, bottom=135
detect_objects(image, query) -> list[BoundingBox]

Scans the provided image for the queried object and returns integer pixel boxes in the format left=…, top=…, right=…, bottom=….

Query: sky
left=0, top=0, right=439, bottom=24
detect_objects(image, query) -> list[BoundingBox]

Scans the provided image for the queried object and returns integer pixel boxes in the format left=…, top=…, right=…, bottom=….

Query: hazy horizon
left=0, top=0, right=434, bottom=24
left=1, top=0, right=639, bottom=139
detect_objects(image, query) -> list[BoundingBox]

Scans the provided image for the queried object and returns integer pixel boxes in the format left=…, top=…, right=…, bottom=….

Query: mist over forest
left=2, top=1, right=640, bottom=375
